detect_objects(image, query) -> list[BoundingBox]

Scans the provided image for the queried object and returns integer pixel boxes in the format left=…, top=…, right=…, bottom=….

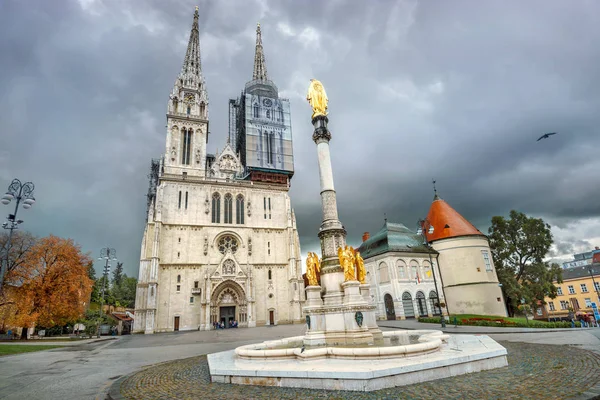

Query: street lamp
left=0, top=179, right=35, bottom=292
left=97, top=247, right=117, bottom=337
left=417, top=218, right=445, bottom=328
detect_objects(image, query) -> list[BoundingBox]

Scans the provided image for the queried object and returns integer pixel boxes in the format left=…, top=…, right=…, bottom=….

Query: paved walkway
left=0, top=337, right=117, bottom=346
left=111, top=341, right=600, bottom=400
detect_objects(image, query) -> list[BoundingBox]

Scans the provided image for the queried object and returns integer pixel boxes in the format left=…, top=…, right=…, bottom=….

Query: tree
left=86, top=261, right=100, bottom=304
left=112, top=262, right=123, bottom=287
left=488, top=210, right=562, bottom=316
left=4, top=235, right=93, bottom=328
left=0, top=231, right=37, bottom=288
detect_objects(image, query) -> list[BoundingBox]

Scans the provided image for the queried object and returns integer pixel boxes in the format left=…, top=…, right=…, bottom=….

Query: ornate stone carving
left=204, top=196, right=210, bottom=214
left=203, top=235, right=208, bottom=255
left=355, top=311, right=364, bottom=327
left=248, top=237, right=252, bottom=256
left=247, top=200, right=252, bottom=216
left=222, top=259, right=236, bottom=275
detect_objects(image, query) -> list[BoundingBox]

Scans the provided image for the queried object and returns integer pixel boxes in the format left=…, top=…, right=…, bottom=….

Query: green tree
left=488, top=210, right=562, bottom=316
left=87, top=261, right=100, bottom=304
left=112, top=262, right=123, bottom=287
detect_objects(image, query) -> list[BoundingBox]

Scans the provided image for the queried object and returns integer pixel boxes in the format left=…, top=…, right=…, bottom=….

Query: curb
left=106, top=374, right=129, bottom=400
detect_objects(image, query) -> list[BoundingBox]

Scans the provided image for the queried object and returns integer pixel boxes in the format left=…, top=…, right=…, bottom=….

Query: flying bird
left=537, top=132, right=557, bottom=141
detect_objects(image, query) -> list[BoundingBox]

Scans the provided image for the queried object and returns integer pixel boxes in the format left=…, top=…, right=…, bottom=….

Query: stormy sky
left=1, top=0, right=599, bottom=277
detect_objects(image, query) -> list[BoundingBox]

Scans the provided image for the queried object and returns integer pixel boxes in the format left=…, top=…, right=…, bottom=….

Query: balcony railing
left=192, top=288, right=202, bottom=295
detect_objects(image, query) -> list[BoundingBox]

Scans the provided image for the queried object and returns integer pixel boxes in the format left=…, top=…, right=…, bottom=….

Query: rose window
left=218, top=235, right=238, bottom=254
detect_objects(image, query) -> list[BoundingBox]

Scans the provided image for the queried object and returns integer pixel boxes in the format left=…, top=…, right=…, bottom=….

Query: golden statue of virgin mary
left=306, top=79, right=328, bottom=119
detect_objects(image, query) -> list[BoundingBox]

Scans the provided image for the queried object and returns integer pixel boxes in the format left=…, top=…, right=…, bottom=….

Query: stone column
left=312, top=116, right=346, bottom=306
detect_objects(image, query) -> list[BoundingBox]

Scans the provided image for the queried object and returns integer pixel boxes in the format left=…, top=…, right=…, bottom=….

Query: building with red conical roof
left=424, top=193, right=507, bottom=317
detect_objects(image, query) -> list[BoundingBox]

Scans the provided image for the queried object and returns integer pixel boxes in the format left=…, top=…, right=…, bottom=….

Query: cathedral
left=133, top=9, right=304, bottom=333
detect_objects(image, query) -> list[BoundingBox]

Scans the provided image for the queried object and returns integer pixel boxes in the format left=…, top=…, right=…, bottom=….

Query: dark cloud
left=1, top=0, right=599, bottom=276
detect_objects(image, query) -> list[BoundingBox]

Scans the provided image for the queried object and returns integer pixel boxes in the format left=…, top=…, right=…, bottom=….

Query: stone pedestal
left=304, top=286, right=324, bottom=308
left=359, top=283, right=383, bottom=343
left=342, top=281, right=364, bottom=305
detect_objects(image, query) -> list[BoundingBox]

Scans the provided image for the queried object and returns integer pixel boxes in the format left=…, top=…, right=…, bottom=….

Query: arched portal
left=416, top=291, right=428, bottom=317
left=402, top=292, right=415, bottom=318
left=384, top=293, right=396, bottom=320
left=210, top=280, right=247, bottom=328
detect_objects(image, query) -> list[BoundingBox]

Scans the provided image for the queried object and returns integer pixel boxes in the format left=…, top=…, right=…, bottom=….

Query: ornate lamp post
left=417, top=218, right=445, bottom=328
left=97, top=247, right=117, bottom=337
left=0, top=179, right=36, bottom=292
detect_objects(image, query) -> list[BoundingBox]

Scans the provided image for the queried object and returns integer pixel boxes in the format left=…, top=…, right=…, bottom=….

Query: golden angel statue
left=306, top=79, right=328, bottom=119
left=305, top=252, right=321, bottom=286
left=354, top=250, right=366, bottom=284
left=338, top=245, right=356, bottom=282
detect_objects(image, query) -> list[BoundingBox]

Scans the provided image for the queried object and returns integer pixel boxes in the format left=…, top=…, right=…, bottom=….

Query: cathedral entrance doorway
left=220, top=306, right=235, bottom=327
left=210, top=280, right=247, bottom=328
left=269, top=310, right=275, bottom=325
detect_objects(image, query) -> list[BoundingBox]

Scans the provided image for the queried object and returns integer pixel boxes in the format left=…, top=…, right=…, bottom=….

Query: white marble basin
left=235, top=330, right=449, bottom=360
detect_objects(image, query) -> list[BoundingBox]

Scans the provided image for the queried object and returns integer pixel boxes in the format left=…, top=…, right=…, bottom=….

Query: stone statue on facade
left=354, top=250, right=366, bottom=284
left=338, top=245, right=356, bottom=282
left=306, top=79, right=328, bottom=119
left=305, top=252, right=321, bottom=286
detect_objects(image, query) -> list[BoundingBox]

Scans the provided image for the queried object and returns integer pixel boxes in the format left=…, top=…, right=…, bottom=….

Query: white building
left=133, top=10, right=304, bottom=334
left=357, top=222, right=444, bottom=320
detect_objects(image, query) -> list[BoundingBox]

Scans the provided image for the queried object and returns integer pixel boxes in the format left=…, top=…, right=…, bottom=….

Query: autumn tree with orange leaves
left=1, top=234, right=93, bottom=330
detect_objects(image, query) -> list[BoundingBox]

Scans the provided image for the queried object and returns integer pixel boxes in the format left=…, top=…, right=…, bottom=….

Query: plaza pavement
left=0, top=323, right=598, bottom=399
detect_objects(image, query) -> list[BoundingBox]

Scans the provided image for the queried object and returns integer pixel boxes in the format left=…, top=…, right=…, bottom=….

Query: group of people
left=213, top=320, right=238, bottom=329
left=568, top=310, right=598, bottom=328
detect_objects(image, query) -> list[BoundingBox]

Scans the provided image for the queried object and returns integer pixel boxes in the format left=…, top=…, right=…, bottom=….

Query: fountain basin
left=235, top=330, right=449, bottom=360
left=209, top=334, right=508, bottom=391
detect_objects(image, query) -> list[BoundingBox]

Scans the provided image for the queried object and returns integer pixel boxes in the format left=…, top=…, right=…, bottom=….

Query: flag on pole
left=416, top=273, right=421, bottom=284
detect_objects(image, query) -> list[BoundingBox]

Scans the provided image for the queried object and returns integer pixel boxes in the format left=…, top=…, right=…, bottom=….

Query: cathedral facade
left=133, top=10, right=304, bottom=334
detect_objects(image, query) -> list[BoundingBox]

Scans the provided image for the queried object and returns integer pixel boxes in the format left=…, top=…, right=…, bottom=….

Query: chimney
left=362, top=232, right=370, bottom=242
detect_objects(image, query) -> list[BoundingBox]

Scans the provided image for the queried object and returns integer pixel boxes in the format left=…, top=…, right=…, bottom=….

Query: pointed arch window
left=266, top=109, right=270, bottom=119
left=212, top=192, right=221, bottom=223
left=268, top=269, right=272, bottom=280
left=253, top=103, right=259, bottom=118
left=186, top=105, right=191, bottom=116
left=278, top=106, right=283, bottom=123
left=200, top=102, right=205, bottom=118
left=181, top=128, right=192, bottom=165
left=224, top=193, right=233, bottom=224
left=236, top=195, right=245, bottom=224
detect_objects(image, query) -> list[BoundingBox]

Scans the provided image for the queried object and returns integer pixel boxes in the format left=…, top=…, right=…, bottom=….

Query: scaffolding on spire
left=252, top=23, right=268, bottom=81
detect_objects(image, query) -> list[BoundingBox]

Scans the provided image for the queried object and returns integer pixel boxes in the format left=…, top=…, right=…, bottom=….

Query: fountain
left=207, top=79, right=508, bottom=392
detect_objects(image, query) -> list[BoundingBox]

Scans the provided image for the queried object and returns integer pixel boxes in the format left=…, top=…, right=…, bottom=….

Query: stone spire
left=179, top=7, right=205, bottom=91
left=252, top=23, right=268, bottom=81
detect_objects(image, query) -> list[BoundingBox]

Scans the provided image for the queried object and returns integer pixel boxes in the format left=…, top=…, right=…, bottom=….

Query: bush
left=418, top=316, right=579, bottom=329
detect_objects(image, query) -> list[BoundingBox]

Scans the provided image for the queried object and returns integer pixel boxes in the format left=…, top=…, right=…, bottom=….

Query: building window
left=266, top=109, right=270, bottom=119
left=264, top=197, right=267, bottom=219
left=268, top=269, right=272, bottom=280
left=200, top=102, right=205, bottom=117
left=585, top=298, right=592, bottom=307
left=268, top=241, right=271, bottom=255
left=568, top=285, right=575, bottom=294
left=548, top=302, right=555, bottom=311
left=194, top=281, right=199, bottom=288
left=212, top=192, right=221, bottom=223
left=379, top=262, right=390, bottom=283
left=176, top=285, right=181, bottom=292
left=181, top=128, right=192, bottom=165
left=557, top=287, right=563, bottom=295
left=185, top=191, right=188, bottom=209
left=236, top=195, right=244, bottom=224
left=253, top=103, right=259, bottom=118
left=536, top=308, right=543, bottom=316
left=178, top=191, right=182, bottom=209
left=560, top=300, right=569, bottom=310
left=177, top=274, right=181, bottom=283
left=410, top=260, right=419, bottom=281
left=268, top=197, right=272, bottom=219
left=581, top=283, right=588, bottom=293
left=190, top=297, right=194, bottom=304
left=571, top=298, right=580, bottom=309
left=217, top=235, right=238, bottom=254
left=422, top=261, right=432, bottom=280
left=397, top=260, right=406, bottom=279
left=224, top=193, right=233, bottom=224
left=482, top=250, right=492, bottom=271
left=595, top=282, right=600, bottom=292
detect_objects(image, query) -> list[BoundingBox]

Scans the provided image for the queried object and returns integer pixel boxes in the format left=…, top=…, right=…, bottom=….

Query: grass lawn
left=0, top=344, right=64, bottom=356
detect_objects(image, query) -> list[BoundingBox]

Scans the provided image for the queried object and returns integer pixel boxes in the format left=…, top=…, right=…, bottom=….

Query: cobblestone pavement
left=115, top=341, right=600, bottom=400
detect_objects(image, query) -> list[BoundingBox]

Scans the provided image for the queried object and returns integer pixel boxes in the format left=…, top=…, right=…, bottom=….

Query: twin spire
left=180, top=9, right=269, bottom=87
left=179, top=7, right=203, bottom=90
left=252, top=23, right=268, bottom=81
